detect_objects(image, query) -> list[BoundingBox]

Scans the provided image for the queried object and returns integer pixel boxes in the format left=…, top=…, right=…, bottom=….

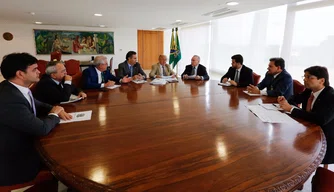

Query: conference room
left=1, top=0, right=334, bottom=191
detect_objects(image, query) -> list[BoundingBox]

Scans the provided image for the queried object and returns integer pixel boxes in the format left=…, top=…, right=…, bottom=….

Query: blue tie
left=130, top=66, right=133, bottom=77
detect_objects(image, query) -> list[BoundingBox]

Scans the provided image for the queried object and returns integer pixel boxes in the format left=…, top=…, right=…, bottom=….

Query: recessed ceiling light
left=226, top=1, right=239, bottom=6
left=35, top=21, right=42, bottom=24
left=99, top=25, right=106, bottom=28
left=30, top=12, right=35, bottom=16
left=175, top=20, right=182, bottom=22
left=94, top=13, right=103, bottom=17
left=296, top=0, right=323, bottom=5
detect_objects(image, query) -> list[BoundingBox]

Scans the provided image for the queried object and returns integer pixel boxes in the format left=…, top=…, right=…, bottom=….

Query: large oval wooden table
left=36, top=80, right=326, bottom=192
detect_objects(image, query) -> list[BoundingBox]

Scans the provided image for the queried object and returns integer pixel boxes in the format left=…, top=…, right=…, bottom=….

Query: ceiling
left=0, top=0, right=302, bottom=29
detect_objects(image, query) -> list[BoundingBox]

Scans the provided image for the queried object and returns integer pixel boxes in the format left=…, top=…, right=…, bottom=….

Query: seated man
left=0, top=53, right=71, bottom=187
left=247, top=57, right=293, bottom=98
left=117, top=51, right=147, bottom=80
left=278, top=66, right=334, bottom=165
left=34, top=61, right=87, bottom=105
left=181, top=55, right=209, bottom=80
left=221, top=54, right=254, bottom=87
left=149, top=55, right=175, bottom=78
left=83, top=56, right=131, bottom=89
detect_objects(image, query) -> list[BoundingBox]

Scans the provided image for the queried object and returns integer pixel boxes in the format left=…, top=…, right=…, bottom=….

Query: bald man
left=149, top=55, right=175, bottom=78
left=82, top=56, right=132, bottom=89
left=181, top=55, right=209, bottom=80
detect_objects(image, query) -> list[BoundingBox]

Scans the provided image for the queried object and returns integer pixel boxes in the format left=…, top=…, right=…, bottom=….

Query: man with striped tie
left=278, top=66, right=334, bottom=166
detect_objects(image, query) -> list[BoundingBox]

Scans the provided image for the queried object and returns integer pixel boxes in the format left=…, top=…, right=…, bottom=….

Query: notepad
left=218, top=82, right=231, bottom=86
left=247, top=105, right=297, bottom=123
left=59, top=110, right=92, bottom=124
left=150, top=79, right=168, bottom=85
left=132, top=80, right=147, bottom=84
left=106, top=85, right=121, bottom=89
left=60, top=94, right=83, bottom=104
left=243, top=90, right=261, bottom=96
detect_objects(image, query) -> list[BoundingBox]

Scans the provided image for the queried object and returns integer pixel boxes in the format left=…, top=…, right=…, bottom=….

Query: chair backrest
left=72, top=71, right=83, bottom=89
left=50, top=51, right=62, bottom=61
left=108, top=57, right=113, bottom=71
left=253, top=72, right=261, bottom=86
left=312, top=167, right=334, bottom=192
left=37, top=60, right=48, bottom=75
left=29, top=82, right=37, bottom=94
left=114, top=68, right=119, bottom=77
left=293, top=79, right=305, bottom=95
left=64, top=59, right=80, bottom=76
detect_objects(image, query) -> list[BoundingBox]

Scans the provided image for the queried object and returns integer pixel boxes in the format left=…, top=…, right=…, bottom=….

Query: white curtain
left=164, top=23, right=211, bottom=75
left=210, top=5, right=287, bottom=77
left=286, top=5, right=334, bottom=85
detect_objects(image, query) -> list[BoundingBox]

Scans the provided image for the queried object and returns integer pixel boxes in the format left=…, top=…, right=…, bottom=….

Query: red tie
left=306, top=93, right=314, bottom=112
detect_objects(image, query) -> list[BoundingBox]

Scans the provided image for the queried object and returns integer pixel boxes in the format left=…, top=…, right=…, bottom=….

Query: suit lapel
left=157, top=63, right=162, bottom=75
left=312, top=87, right=328, bottom=112
left=5, top=81, right=32, bottom=111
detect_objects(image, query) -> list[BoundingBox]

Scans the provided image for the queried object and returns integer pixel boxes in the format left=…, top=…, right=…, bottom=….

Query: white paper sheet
left=150, top=79, right=168, bottom=85
left=218, top=82, right=231, bottom=86
left=247, top=105, right=297, bottom=123
left=59, top=110, right=92, bottom=124
left=132, top=80, right=147, bottom=84
left=60, top=94, right=83, bottom=104
left=106, top=85, right=121, bottom=89
left=186, top=75, right=196, bottom=80
left=243, top=90, right=262, bottom=96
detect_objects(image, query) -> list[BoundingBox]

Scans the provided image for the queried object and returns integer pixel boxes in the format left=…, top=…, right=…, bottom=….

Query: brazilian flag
left=169, top=28, right=181, bottom=69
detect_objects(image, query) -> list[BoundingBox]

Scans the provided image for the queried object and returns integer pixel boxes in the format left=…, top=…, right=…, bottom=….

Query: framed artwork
left=34, top=29, right=114, bottom=55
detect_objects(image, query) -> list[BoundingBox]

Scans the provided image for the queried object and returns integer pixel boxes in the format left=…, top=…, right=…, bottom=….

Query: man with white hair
left=181, top=55, right=209, bottom=80
left=34, top=60, right=87, bottom=105
left=83, top=55, right=132, bottom=89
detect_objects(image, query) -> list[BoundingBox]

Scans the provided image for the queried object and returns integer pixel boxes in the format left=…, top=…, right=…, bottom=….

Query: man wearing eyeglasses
left=247, top=58, right=293, bottom=98
left=278, top=66, right=334, bottom=166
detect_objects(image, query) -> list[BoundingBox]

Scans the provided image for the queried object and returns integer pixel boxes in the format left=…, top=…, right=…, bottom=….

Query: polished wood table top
left=36, top=80, right=326, bottom=192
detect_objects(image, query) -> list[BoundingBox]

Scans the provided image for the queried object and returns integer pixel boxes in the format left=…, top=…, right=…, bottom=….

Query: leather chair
left=64, top=59, right=80, bottom=76
left=50, top=51, right=62, bottom=61
left=312, top=167, right=334, bottom=192
left=253, top=72, right=261, bottom=86
left=37, top=60, right=48, bottom=75
left=0, top=170, right=57, bottom=192
left=72, top=71, right=83, bottom=89
left=293, top=79, right=305, bottom=95
left=114, top=69, right=119, bottom=77
left=108, top=57, right=113, bottom=72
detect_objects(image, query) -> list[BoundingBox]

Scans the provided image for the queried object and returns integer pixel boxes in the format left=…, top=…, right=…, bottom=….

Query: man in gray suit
left=0, top=53, right=71, bottom=187
left=117, top=51, right=147, bottom=80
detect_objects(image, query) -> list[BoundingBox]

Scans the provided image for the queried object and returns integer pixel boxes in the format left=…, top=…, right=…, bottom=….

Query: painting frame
left=34, top=29, right=114, bottom=55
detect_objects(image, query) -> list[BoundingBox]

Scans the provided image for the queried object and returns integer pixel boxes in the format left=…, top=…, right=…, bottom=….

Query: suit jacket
left=0, top=80, right=59, bottom=186
left=288, top=87, right=334, bottom=164
left=82, top=66, right=121, bottom=89
left=117, top=61, right=147, bottom=79
left=149, top=63, right=175, bottom=78
left=181, top=64, right=210, bottom=80
left=257, top=70, right=293, bottom=98
left=33, top=74, right=80, bottom=105
left=221, top=65, right=254, bottom=87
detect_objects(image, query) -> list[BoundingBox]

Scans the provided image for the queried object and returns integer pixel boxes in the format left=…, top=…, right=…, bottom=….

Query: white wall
left=0, top=22, right=137, bottom=70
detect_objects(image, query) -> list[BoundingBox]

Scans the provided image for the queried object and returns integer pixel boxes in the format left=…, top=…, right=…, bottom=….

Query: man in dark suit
left=221, top=54, right=254, bottom=87
left=278, top=66, right=334, bottom=166
left=0, top=53, right=71, bottom=187
left=181, top=55, right=209, bottom=80
left=34, top=61, right=87, bottom=105
left=247, top=57, right=293, bottom=98
left=83, top=56, right=132, bottom=89
left=117, top=51, right=147, bottom=80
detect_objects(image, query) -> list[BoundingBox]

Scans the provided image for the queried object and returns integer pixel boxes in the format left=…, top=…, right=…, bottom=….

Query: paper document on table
left=106, top=85, right=121, bottom=89
left=218, top=82, right=231, bottom=86
left=161, top=76, right=173, bottom=79
left=165, top=77, right=178, bottom=83
left=60, top=110, right=92, bottom=124
left=187, top=75, right=196, bottom=80
left=150, top=78, right=168, bottom=85
left=60, top=94, right=83, bottom=104
left=260, top=103, right=283, bottom=111
left=132, top=80, right=147, bottom=84
left=243, top=90, right=261, bottom=96
left=247, top=105, right=297, bottom=123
